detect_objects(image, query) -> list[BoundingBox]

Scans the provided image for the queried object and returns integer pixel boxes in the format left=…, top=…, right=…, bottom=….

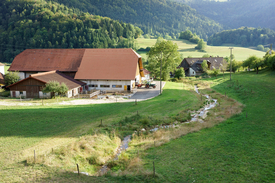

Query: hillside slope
left=0, top=0, right=142, bottom=63
left=50, top=0, right=224, bottom=39
left=207, top=27, right=275, bottom=47
left=176, top=0, right=275, bottom=30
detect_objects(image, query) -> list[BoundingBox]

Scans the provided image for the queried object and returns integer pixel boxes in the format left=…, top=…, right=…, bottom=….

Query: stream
left=80, top=85, right=218, bottom=176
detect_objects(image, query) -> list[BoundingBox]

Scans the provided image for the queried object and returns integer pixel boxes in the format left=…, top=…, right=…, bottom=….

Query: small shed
left=8, top=70, right=85, bottom=98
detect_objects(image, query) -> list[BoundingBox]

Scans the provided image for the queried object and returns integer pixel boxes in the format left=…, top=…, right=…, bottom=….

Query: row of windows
left=88, top=84, right=122, bottom=88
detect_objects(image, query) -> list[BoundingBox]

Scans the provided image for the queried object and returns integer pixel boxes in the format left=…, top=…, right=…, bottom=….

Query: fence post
left=77, top=164, right=80, bottom=175
left=34, top=150, right=36, bottom=163
left=153, top=161, right=155, bottom=178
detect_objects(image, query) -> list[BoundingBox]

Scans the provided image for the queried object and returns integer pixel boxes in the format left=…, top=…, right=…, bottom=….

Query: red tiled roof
left=8, top=49, right=85, bottom=72
left=143, top=69, right=151, bottom=75
left=75, top=49, right=142, bottom=80
left=8, top=71, right=85, bottom=90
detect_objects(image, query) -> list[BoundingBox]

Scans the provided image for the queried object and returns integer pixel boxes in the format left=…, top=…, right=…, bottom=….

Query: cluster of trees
left=0, top=0, right=143, bottom=63
left=146, top=38, right=182, bottom=81
left=179, top=30, right=206, bottom=51
left=50, top=0, right=223, bottom=40
left=207, top=27, right=275, bottom=47
left=179, top=30, right=200, bottom=43
left=242, top=51, right=275, bottom=74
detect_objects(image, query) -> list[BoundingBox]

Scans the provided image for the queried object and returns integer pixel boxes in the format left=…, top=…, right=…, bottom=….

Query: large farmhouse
left=179, top=57, right=224, bottom=76
left=8, top=48, right=145, bottom=98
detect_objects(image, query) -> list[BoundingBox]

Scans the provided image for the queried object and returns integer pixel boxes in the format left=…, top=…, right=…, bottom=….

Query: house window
left=193, top=72, right=195, bottom=74
left=89, top=84, right=98, bottom=87
left=20, top=91, right=23, bottom=95
left=100, top=85, right=110, bottom=88
left=112, top=85, right=122, bottom=88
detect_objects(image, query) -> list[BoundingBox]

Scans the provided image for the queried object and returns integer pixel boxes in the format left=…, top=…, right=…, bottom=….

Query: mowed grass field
left=0, top=82, right=201, bottom=182
left=136, top=38, right=266, bottom=61
left=143, top=70, right=275, bottom=182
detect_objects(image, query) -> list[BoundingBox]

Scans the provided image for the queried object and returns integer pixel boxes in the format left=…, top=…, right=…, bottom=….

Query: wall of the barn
left=81, top=80, right=135, bottom=92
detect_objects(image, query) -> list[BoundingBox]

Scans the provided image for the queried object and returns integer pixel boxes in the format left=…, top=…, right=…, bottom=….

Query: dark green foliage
left=0, top=0, right=143, bottom=63
left=42, top=81, right=68, bottom=97
left=50, top=0, right=223, bottom=40
left=207, top=27, right=275, bottom=47
left=177, top=0, right=275, bottom=31
left=243, top=55, right=264, bottom=74
left=195, top=39, right=206, bottom=51
left=179, top=30, right=200, bottom=44
left=137, top=47, right=151, bottom=52
left=263, top=51, right=275, bottom=70
left=4, top=72, right=20, bottom=86
left=174, top=68, right=185, bottom=79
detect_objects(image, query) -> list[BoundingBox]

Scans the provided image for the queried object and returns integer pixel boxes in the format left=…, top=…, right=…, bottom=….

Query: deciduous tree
left=147, top=39, right=181, bottom=81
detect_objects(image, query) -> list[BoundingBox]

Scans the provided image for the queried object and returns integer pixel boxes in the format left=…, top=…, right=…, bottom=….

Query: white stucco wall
left=10, top=91, right=26, bottom=98
left=39, top=91, right=51, bottom=98
left=19, top=72, right=25, bottom=80
left=142, top=74, right=150, bottom=81
left=0, top=65, right=4, bottom=75
left=189, top=68, right=196, bottom=76
left=81, top=80, right=134, bottom=92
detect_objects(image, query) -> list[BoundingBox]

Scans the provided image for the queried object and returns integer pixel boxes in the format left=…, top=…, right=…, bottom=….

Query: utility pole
left=229, top=47, right=233, bottom=81
left=160, top=51, right=163, bottom=94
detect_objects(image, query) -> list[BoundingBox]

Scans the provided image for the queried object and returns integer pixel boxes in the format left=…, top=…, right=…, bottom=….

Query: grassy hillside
left=143, top=70, right=275, bottom=182
left=137, top=38, right=266, bottom=61
left=50, top=0, right=223, bottom=39
left=0, top=82, right=201, bottom=182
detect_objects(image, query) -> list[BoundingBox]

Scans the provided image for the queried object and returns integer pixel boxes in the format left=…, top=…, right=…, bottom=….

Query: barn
left=8, top=48, right=144, bottom=97
left=74, top=49, right=145, bottom=92
left=8, top=71, right=85, bottom=98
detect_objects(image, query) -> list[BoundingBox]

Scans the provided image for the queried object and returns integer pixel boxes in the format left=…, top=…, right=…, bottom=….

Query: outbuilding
left=179, top=56, right=224, bottom=76
left=8, top=70, right=85, bottom=98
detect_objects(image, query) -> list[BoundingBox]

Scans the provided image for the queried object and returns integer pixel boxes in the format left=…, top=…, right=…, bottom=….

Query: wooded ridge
left=0, top=0, right=143, bottom=63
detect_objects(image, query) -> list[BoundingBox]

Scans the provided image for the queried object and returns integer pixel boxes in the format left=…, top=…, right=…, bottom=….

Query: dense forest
left=49, top=0, right=223, bottom=40
left=0, top=0, right=143, bottom=63
left=176, top=0, right=275, bottom=31
left=207, top=27, right=275, bottom=47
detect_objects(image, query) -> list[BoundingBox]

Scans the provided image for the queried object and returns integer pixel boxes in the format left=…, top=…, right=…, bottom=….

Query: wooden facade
left=9, top=78, right=46, bottom=98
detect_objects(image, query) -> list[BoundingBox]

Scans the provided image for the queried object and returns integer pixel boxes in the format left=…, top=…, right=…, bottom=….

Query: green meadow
left=143, top=70, right=275, bottom=182
left=0, top=82, right=201, bottom=182
left=136, top=38, right=266, bottom=61
left=1, top=69, right=274, bottom=182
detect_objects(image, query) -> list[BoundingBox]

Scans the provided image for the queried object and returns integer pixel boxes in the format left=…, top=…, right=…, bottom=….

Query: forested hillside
left=207, top=27, right=275, bottom=47
left=176, top=0, right=275, bottom=31
left=0, top=0, right=143, bottom=63
left=49, top=0, right=223, bottom=40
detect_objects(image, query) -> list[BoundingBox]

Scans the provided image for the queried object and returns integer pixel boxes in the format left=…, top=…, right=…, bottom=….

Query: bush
left=4, top=72, right=20, bottom=86
left=257, top=45, right=264, bottom=51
